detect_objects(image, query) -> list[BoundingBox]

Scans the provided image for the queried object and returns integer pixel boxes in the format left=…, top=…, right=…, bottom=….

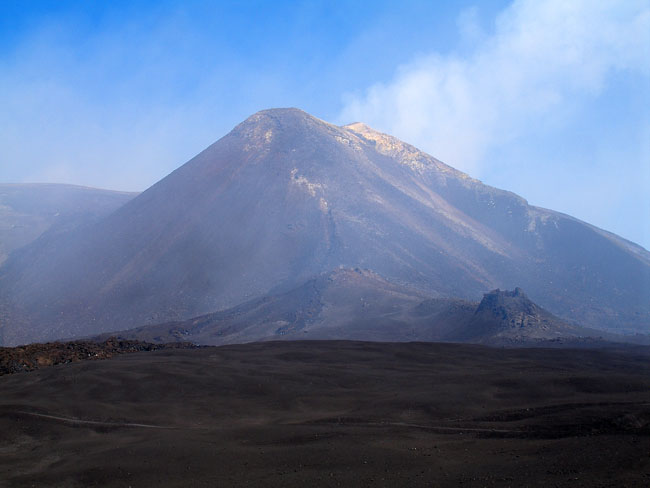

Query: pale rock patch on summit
left=343, top=122, right=469, bottom=178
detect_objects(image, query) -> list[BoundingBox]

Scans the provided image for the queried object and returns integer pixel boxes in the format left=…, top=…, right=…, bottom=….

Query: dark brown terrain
left=1, top=340, right=649, bottom=487
left=2, top=109, right=649, bottom=345
left=0, top=338, right=196, bottom=376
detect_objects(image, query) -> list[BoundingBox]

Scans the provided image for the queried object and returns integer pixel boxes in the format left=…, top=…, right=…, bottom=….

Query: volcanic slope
left=100, top=269, right=600, bottom=347
left=1, top=108, right=649, bottom=345
left=0, top=183, right=137, bottom=265
left=95, top=268, right=469, bottom=345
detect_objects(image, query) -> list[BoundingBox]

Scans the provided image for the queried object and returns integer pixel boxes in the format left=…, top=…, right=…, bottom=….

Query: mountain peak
left=224, top=107, right=341, bottom=155
left=236, top=107, right=332, bottom=131
left=248, top=107, right=312, bottom=120
left=233, top=109, right=468, bottom=179
left=1, top=109, right=648, bottom=345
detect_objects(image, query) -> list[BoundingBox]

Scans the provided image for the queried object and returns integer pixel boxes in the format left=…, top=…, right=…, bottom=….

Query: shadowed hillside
left=0, top=183, right=137, bottom=265
left=97, top=270, right=615, bottom=347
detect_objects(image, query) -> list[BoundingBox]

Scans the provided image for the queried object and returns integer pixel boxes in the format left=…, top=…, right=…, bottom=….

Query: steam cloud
left=340, top=0, right=650, bottom=177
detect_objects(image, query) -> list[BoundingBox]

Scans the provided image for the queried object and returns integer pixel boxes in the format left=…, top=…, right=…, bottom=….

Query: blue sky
left=1, top=0, right=648, bottom=249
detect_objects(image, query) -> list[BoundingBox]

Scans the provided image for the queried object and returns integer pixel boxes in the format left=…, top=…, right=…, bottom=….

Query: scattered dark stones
left=0, top=338, right=196, bottom=375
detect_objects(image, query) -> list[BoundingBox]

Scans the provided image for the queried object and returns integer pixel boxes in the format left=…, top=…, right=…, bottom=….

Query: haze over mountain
left=1, top=108, right=648, bottom=346
left=95, top=268, right=457, bottom=345
left=0, top=184, right=137, bottom=265
left=98, top=269, right=595, bottom=347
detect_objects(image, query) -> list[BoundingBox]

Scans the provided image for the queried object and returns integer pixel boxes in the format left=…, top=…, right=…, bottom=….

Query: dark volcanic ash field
left=1, top=341, right=649, bottom=487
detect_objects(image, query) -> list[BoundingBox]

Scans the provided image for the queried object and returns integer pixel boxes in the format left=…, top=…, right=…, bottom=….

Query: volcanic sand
left=1, top=341, right=649, bottom=487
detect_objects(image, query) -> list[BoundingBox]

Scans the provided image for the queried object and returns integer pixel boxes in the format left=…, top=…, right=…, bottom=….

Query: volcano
left=1, top=108, right=648, bottom=345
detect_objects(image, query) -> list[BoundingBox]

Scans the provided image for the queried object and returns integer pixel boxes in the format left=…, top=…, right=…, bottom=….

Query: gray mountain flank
left=0, top=108, right=648, bottom=345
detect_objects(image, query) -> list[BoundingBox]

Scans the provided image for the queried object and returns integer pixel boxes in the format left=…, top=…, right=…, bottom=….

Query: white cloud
left=339, top=0, right=650, bottom=177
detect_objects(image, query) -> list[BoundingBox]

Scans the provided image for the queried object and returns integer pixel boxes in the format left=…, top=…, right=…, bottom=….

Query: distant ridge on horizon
left=0, top=183, right=138, bottom=266
left=0, top=107, right=648, bottom=345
